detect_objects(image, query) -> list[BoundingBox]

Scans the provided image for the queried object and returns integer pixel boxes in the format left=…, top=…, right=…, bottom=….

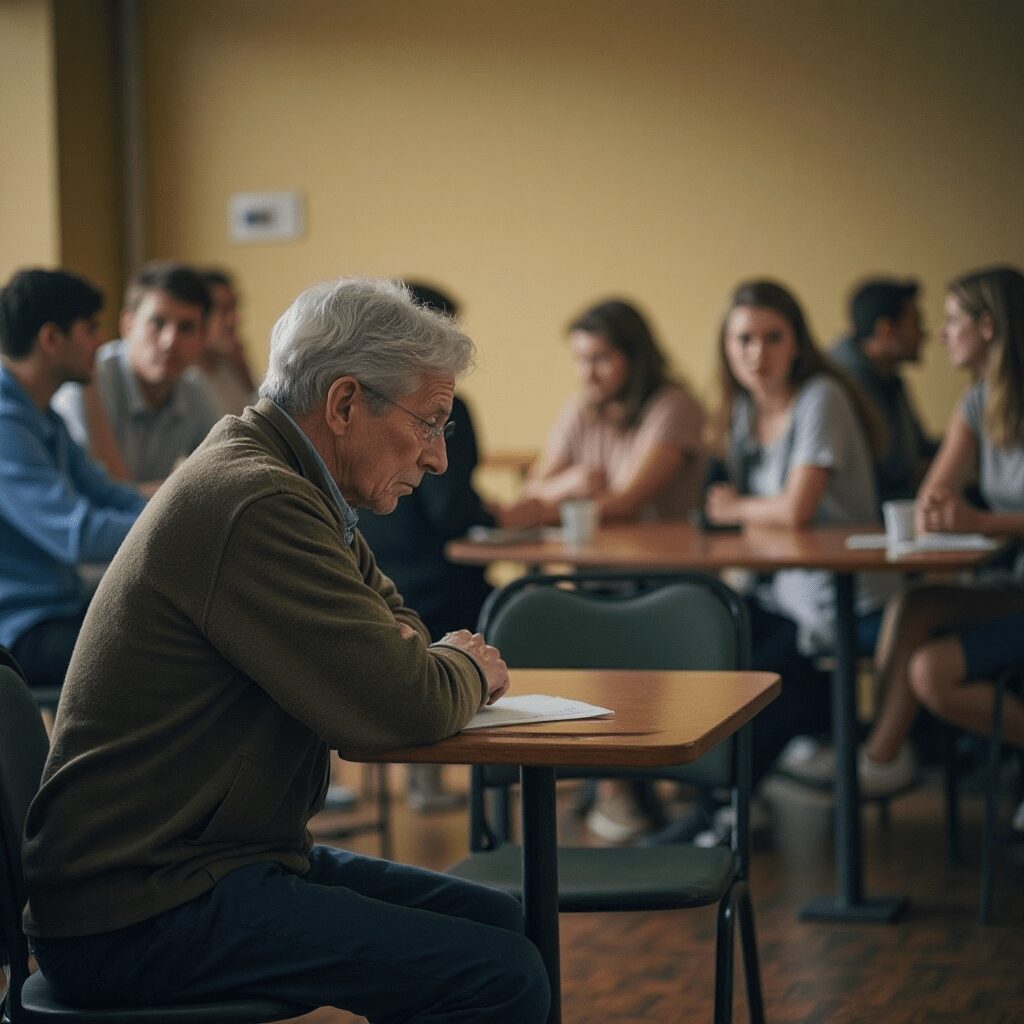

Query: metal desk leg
left=521, top=765, right=561, bottom=1024
left=801, top=572, right=906, bottom=923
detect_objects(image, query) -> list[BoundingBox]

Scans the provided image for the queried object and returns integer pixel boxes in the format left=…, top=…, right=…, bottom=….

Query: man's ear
left=324, top=376, right=360, bottom=435
left=35, top=322, right=63, bottom=357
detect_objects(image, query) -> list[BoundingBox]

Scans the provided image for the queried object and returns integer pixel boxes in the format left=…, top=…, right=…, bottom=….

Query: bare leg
left=909, top=636, right=1024, bottom=750
left=866, top=583, right=1024, bottom=763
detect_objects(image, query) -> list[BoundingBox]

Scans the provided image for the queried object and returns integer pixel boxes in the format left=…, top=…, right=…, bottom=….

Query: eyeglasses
left=360, top=382, right=456, bottom=443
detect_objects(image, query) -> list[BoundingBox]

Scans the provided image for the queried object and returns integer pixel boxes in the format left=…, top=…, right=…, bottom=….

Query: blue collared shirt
left=0, top=366, right=147, bottom=647
left=52, top=339, right=219, bottom=481
left=273, top=403, right=359, bottom=544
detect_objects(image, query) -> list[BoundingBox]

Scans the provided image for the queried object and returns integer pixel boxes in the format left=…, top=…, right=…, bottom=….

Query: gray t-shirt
left=960, top=382, right=1024, bottom=581
left=54, top=340, right=218, bottom=482
left=728, top=374, right=893, bottom=653
left=961, top=382, right=1024, bottom=513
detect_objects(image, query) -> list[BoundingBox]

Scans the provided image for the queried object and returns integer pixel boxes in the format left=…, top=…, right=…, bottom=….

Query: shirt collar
left=272, top=401, right=359, bottom=543
left=0, top=365, right=59, bottom=443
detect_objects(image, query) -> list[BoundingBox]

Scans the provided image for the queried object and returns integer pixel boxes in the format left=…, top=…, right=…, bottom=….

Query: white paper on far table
left=462, top=694, right=614, bottom=730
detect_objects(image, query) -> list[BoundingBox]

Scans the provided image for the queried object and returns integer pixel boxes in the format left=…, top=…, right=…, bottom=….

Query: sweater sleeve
left=202, top=489, right=486, bottom=752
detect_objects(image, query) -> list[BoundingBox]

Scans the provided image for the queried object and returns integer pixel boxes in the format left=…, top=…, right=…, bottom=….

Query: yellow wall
left=0, top=0, right=60, bottom=278
left=134, top=0, right=1023, bottom=454
left=54, top=0, right=124, bottom=337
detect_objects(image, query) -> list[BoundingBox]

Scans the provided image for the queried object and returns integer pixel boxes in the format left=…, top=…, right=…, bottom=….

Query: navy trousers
left=32, top=845, right=550, bottom=1023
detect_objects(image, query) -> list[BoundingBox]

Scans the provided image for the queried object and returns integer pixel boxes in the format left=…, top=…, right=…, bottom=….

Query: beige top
left=543, top=383, right=705, bottom=520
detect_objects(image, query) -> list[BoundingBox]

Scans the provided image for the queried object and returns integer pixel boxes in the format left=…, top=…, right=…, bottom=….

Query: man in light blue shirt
left=0, top=269, right=146, bottom=690
left=53, top=262, right=218, bottom=484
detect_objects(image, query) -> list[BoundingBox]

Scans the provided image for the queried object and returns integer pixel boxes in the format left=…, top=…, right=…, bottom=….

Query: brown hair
left=947, top=266, right=1024, bottom=447
left=713, top=280, right=885, bottom=458
left=568, top=298, right=675, bottom=428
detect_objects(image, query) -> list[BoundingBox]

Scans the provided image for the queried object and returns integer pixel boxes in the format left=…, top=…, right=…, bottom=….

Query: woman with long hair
left=679, top=279, right=896, bottom=842
left=791, top=266, right=1024, bottom=822
left=510, top=298, right=705, bottom=524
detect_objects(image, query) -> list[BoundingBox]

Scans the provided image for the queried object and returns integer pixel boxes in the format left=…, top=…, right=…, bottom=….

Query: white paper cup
left=882, top=499, right=916, bottom=548
left=560, top=499, right=599, bottom=547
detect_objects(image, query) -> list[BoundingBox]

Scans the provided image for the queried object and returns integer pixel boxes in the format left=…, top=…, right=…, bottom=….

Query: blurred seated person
left=194, top=267, right=258, bottom=416
left=671, top=280, right=895, bottom=845
left=53, top=261, right=218, bottom=486
left=358, top=282, right=494, bottom=811
left=505, top=298, right=705, bottom=529
left=499, top=298, right=705, bottom=842
left=0, top=269, right=146, bottom=691
left=789, top=266, right=1024, bottom=817
left=831, top=277, right=936, bottom=506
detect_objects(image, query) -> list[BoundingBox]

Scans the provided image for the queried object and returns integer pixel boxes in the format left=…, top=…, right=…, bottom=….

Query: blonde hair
left=947, top=266, right=1024, bottom=447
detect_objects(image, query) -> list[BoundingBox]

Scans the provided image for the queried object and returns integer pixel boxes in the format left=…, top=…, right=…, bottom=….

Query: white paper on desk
left=462, top=694, right=614, bottom=730
left=845, top=532, right=998, bottom=553
left=894, top=533, right=998, bottom=554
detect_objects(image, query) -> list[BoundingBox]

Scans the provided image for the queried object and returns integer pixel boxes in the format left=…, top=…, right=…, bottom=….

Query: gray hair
left=259, top=277, right=475, bottom=415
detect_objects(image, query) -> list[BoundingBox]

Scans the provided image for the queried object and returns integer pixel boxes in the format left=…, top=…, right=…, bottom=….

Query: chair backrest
left=478, top=570, right=750, bottom=789
left=0, top=654, right=52, bottom=1015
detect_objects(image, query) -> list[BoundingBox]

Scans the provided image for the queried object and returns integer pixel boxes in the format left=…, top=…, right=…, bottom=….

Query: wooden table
left=446, top=522, right=1008, bottom=923
left=340, top=667, right=780, bottom=1024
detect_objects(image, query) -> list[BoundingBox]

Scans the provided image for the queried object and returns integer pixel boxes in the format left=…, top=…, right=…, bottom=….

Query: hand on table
left=917, top=485, right=981, bottom=534
left=440, top=629, right=510, bottom=705
left=705, top=483, right=742, bottom=524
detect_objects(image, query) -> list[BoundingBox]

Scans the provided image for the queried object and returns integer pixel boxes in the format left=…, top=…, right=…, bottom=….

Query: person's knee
left=908, top=645, right=955, bottom=713
left=483, top=931, right=550, bottom=1022
left=472, top=885, right=525, bottom=934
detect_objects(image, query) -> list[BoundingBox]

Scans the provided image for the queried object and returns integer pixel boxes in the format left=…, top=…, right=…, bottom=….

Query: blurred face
left=124, top=288, right=206, bottom=387
left=723, top=305, right=798, bottom=401
left=570, top=329, right=629, bottom=405
left=890, top=299, right=926, bottom=363
left=205, top=282, right=240, bottom=356
left=53, top=313, right=104, bottom=385
left=339, top=374, right=454, bottom=514
left=940, top=293, right=992, bottom=373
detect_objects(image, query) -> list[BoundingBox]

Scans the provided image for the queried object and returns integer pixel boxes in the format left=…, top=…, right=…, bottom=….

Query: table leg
left=521, top=765, right=561, bottom=1024
left=800, top=572, right=906, bottom=923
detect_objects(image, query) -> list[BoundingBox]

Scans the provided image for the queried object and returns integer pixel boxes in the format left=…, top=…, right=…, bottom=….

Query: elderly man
left=23, top=279, right=549, bottom=1023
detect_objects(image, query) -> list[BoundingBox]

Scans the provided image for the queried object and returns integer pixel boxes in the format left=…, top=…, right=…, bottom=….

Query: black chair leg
left=735, top=880, right=765, bottom=1024
left=714, top=887, right=737, bottom=1024
left=980, top=674, right=1006, bottom=924
left=943, top=724, right=963, bottom=867
left=376, top=764, right=392, bottom=861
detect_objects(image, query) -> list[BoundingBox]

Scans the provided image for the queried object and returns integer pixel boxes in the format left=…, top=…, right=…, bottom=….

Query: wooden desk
left=446, top=522, right=1008, bottom=923
left=341, top=667, right=780, bottom=1024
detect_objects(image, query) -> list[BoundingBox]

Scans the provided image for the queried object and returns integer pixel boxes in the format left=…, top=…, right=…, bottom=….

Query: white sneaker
left=778, top=743, right=916, bottom=799
left=857, top=745, right=916, bottom=798
left=584, top=789, right=655, bottom=844
left=777, top=743, right=836, bottom=788
left=1012, top=798, right=1024, bottom=834
left=777, top=735, right=827, bottom=773
left=693, top=800, right=771, bottom=848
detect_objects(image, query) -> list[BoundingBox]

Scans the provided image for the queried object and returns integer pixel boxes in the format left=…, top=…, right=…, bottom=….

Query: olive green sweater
left=23, top=400, right=485, bottom=937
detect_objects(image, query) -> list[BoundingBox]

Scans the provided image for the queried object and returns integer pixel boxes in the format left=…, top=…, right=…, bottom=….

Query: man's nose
left=422, top=436, right=448, bottom=475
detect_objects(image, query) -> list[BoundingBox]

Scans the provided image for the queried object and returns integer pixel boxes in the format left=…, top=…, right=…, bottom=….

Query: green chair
left=0, top=649, right=312, bottom=1024
left=446, top=571, right=765, bottom=1024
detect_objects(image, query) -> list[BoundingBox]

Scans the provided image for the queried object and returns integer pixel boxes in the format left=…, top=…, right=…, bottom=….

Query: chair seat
left=18, top=971, right=309, bottom=1024
left=448, top=843, right=736, bottom=912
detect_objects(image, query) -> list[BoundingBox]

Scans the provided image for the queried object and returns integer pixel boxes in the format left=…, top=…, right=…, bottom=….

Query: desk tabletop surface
left=340, top=668, right=780, bottom=768
left=446, top=522, right=1009, bottom=573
